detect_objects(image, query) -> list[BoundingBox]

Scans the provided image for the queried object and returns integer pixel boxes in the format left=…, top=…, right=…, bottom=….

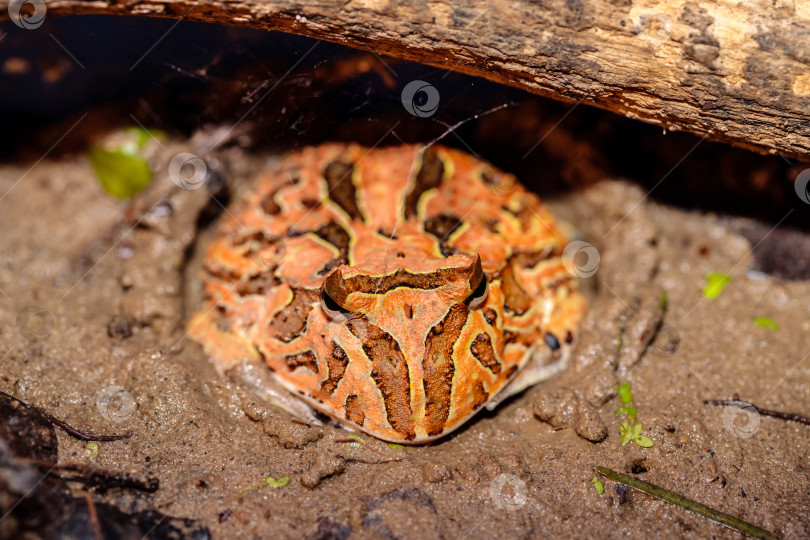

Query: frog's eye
left=321, top=288, right=351, bottom=319
left=465, top=275, right=488, bottom=309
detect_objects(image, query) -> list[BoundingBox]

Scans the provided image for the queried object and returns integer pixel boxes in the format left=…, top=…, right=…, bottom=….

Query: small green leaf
left=619, top=421, right=633, bottom=446
left=660, top=290, right=668, bottom=311
left=266, top=476, right=290, bottom=488
left=752, top=317, right=779, bottom=331
left=85, top=441, right=99, bottom=459
left=238, top=474, right=291, bottom=500
left=614, top=407, right=637, bottom=420
left=703, top=272, right=731, bottom=299
left=89, top=147, right=152, bottom=199
left=591, top=477, right=604, bottom=494
left=632, top=422, right=643, bottom=439
left=387, top=443, right=405, bottom=449
left=343, top=434, right=364, bottom=447
left=336, top=435, right=365, bottom=448
left=635, top=435, right=654, bottom=448
left=617, top=383, right=634, bottom=405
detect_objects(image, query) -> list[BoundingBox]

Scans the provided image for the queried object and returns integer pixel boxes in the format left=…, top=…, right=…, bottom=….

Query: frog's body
left=188, top=143, right=585, bottom=443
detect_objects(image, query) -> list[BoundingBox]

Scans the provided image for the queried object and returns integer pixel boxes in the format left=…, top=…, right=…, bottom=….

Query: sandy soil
left=1, top=134, right=808, bottom=539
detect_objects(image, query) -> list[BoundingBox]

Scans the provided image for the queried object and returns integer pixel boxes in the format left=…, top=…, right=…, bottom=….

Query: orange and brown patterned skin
left=188, top=143, right=586, bottom=443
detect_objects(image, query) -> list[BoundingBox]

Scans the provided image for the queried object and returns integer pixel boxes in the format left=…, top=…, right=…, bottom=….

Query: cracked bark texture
left=2, top=0, right=809, bottom=160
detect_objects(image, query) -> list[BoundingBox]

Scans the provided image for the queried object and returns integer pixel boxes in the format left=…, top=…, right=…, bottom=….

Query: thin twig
left=1, top=391, right=131, bottom=441
left=84, top=494, right=103, bottom=540
left=594, top=466, right=777, bottom=540
left=704, top=394, right=810, bottom=426
left=38, top=410, right=131, bottom=441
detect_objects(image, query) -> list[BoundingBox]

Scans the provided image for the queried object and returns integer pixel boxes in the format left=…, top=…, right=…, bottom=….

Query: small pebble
left=422, top=462, right=451, bottom=483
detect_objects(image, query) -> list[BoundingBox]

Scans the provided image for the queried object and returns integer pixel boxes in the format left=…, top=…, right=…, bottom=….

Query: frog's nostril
left=404, top=304, right=414, bottom=319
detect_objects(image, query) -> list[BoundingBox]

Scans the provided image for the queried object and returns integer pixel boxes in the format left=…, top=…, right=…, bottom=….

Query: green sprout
left=619, top=421, right=654, bottom=448
left=660, top=290, right=669, bottom=311
left=344, top=434, right=364, bottom=447
left=617, top=383, right=634, bottom=405
left=266, top=476, right=290, bottom=488
left=752, top=316, right=779, bottom=331
left=614, top=406, right=637, bottom=420
left=615, top=383, right=653, bottom=449
left=85, top=441, right=99, bottom=459
left=237, top=475, right=290, bottom=501
left=591, top=476, right=604, bottom=494
left=702, top=272, right=731, bottom=299
left=387, top=443, right=405, bottom=449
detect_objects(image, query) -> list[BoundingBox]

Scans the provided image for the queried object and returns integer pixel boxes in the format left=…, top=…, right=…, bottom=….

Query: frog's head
left=316, top=253, right=520, bottom=440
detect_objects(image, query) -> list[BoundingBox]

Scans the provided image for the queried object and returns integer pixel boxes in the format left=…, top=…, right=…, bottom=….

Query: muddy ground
left=0, top=130, right=809, bottom=539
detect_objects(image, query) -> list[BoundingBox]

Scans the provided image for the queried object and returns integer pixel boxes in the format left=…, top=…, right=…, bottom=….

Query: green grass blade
left=593, top=466, right=777, bottom=540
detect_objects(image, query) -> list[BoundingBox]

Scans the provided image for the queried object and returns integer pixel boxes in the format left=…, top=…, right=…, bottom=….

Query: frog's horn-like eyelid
left=464, top=258, right=488, bottom=307
left=323, top=267, right=349, bottom=308
left=469, top=254, right=485, bottom=292
left=321, top=283, right=352, bottom=314
left=323, top=254, right=482, bottom=303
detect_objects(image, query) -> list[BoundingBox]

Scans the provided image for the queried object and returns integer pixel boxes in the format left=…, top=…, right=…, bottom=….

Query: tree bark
left=4, top=0, right=810, bottom=160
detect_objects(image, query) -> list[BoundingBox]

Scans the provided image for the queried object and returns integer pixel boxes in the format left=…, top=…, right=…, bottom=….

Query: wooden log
left=3, top=0, right=809, bottom=160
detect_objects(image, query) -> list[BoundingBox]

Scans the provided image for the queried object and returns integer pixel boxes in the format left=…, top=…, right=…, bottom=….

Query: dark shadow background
left=1, top=15, right=808, bottom=232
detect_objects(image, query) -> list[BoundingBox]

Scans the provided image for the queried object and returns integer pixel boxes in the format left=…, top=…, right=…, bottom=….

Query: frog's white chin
left=484, top=344, right=570, bottom=411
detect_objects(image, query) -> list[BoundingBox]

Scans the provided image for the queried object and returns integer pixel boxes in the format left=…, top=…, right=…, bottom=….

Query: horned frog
left=188, top=143, right=585, bottom=443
